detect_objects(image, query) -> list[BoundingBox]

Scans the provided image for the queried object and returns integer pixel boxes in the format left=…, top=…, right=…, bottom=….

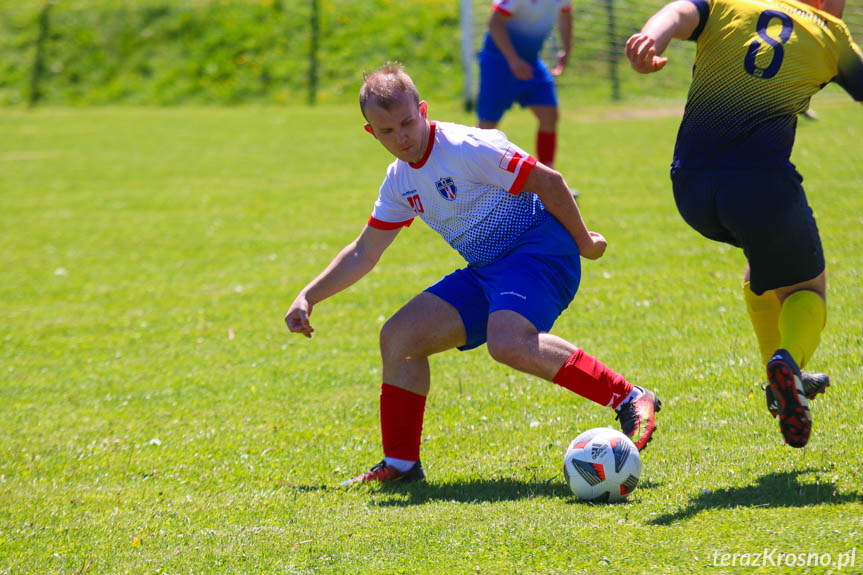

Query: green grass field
left=2, top=94, right=862, bottom=574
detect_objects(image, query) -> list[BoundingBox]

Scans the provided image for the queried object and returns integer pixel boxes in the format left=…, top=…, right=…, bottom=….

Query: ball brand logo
left=591, top=444, right=607, bottom=460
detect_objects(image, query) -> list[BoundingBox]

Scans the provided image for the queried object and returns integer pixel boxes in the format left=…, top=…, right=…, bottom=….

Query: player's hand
left=625, top=34, right=668, bottom=74
left=551, top=51, right=569, bottom=76
left=508, top=57, right=534, bottom=80
left=579, top=231, right=607, bottom=260
left=285, top=296, right=315, bottom=338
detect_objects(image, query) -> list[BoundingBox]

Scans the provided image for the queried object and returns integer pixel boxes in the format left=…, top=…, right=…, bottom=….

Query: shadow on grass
left=368, top=476, right=662, bottom=507
left=649, top=470, right=863, bottom=525
left=369, top=478, right=569, bottom=506
left=282, top=479, right=564, bottom=502
left=284, top=476, right=662, bottom=506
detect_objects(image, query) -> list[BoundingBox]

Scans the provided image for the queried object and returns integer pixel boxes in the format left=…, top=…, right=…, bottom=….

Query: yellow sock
left=778, top=290, right=826, bottom=369
left=743, top=281, right=781, bottom=366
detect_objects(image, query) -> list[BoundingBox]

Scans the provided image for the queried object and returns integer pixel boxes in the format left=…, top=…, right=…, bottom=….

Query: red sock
left=537, top=130, right=556, bottom=167
left=553, top=349, right=633, bottom=409
left=380, top=383, right=426, bottom=461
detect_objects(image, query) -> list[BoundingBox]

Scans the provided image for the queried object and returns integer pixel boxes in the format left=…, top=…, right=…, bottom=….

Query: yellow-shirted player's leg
left=762, top=272, right=828, bottom=449
left=743, top=281, right=781, bottom=366
left=778, top=289, right=826, bottom=369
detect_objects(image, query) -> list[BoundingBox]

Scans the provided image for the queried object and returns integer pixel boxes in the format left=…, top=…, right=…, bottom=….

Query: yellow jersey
left=674, top=0, right=863, bottom=168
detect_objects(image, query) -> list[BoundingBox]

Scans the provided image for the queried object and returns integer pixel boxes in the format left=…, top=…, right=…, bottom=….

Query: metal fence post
left=308, top=0, right=319, bottom=106
left=460, top=0, right=474, bottom=112
left=28, top=0, right=55, bottom=107
left=604, top=0, right=621, bottom=101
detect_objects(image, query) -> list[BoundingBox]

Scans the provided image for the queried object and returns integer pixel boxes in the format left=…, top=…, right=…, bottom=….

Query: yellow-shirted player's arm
left=625, top=0, right=704, bottom=74
left=836, top=30, right=863, bottom=101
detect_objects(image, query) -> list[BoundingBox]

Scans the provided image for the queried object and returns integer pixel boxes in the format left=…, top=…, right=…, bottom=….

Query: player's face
left=364, top=94, right=429, bottom=164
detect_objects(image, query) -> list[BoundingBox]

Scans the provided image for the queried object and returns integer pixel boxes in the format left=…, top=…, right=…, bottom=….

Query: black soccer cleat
left=766, top=349, right=811, bottom=448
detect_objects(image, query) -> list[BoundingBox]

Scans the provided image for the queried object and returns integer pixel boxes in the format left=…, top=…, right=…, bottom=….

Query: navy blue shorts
left=671, top=168, right=824, bottom=295
left=477, top=51, right=558, bottom=124
left=425, top=250, right=581, bottom=351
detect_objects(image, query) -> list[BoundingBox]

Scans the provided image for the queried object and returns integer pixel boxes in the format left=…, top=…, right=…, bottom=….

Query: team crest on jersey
left=435, top=177, right=457, bottom=201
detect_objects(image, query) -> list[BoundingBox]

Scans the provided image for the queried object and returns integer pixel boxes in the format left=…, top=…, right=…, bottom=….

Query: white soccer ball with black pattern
left=563, top=428, right=641, bottom=503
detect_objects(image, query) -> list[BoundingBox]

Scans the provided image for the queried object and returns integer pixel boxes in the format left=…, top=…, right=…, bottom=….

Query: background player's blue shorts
left=477, top=50, right=558, bottom=124
left=671, top=167, right=825, bottom=295
left=425, top=249, right=581, bottom=351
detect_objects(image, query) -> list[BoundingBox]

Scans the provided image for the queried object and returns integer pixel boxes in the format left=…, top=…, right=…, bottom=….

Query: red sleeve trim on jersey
left=409, top=121, right=436, bottom=169
left=368, top=216, right=414, bottom=230
left=508, top=155, right=537, bottom=195
left=493, top=5, right=513, bottom=16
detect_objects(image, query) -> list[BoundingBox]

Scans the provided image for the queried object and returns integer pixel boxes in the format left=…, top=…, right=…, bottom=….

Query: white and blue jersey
left=480, top=0, right=572, bottom=61
left=369, top=120, right=581, bottom=349
left=369, top=121, right=575, bottom=267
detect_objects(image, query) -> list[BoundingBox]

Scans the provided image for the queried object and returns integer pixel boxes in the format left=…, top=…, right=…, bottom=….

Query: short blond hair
left=359, top=62, right=420, bottom=120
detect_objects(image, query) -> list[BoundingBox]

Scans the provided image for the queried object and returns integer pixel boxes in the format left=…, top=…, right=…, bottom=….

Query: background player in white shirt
left=285, top=63, right=660, bottom=486
left=478, top=0, right=572, bottom=168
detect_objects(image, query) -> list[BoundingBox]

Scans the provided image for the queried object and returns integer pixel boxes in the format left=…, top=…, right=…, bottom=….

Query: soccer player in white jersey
left=478, top=0, right=572, bottom=168
left=285, top=63, right=660, bottom=486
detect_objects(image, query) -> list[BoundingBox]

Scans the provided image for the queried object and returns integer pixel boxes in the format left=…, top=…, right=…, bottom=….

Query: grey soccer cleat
left=763, top=372, right=830, bottom=417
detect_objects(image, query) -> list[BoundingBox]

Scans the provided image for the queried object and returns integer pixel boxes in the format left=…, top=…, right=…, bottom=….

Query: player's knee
left=486, top=334, right=529, bottom=369
left=535, top=108, right=558, bottom=130
left=379, top=317, right=402, bottom=357
left=379, top=316, right=417, bottom=361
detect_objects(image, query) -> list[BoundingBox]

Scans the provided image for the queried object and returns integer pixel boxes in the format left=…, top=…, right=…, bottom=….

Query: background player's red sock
left=380, top=383, right=426, bottom=461
left=553, top=349, right=633, bottom=409
left=537, top=130, right=556, bottom=167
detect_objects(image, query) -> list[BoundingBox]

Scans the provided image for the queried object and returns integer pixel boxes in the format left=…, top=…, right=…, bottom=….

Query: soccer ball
left=563, top=427, right=641, bottom=503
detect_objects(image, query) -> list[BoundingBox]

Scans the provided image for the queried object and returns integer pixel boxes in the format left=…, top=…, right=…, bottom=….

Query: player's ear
left=419, top=100, right=428, bottom=118
left=363, top=124, right=377, bottom=138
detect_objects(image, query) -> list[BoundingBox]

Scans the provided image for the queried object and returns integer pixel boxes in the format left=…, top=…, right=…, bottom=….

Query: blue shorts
left=671, top=168, right=825, bottom=295
left=425, top=250, right=581, bottom=351
left=477, top=50, right=558, bottom=124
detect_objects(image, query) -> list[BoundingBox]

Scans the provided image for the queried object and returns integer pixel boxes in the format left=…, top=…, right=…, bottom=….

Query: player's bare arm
left=521, top=163, right=607, bottom=260
left=836, top=33, right=863, bottom=101
left=625, top=0, right=701, bottom=74
left=488, top=9, right=533, bottom=80
left=552, top=9, right=573, bottom=76
left=285, top=225, right=401, bottom=338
